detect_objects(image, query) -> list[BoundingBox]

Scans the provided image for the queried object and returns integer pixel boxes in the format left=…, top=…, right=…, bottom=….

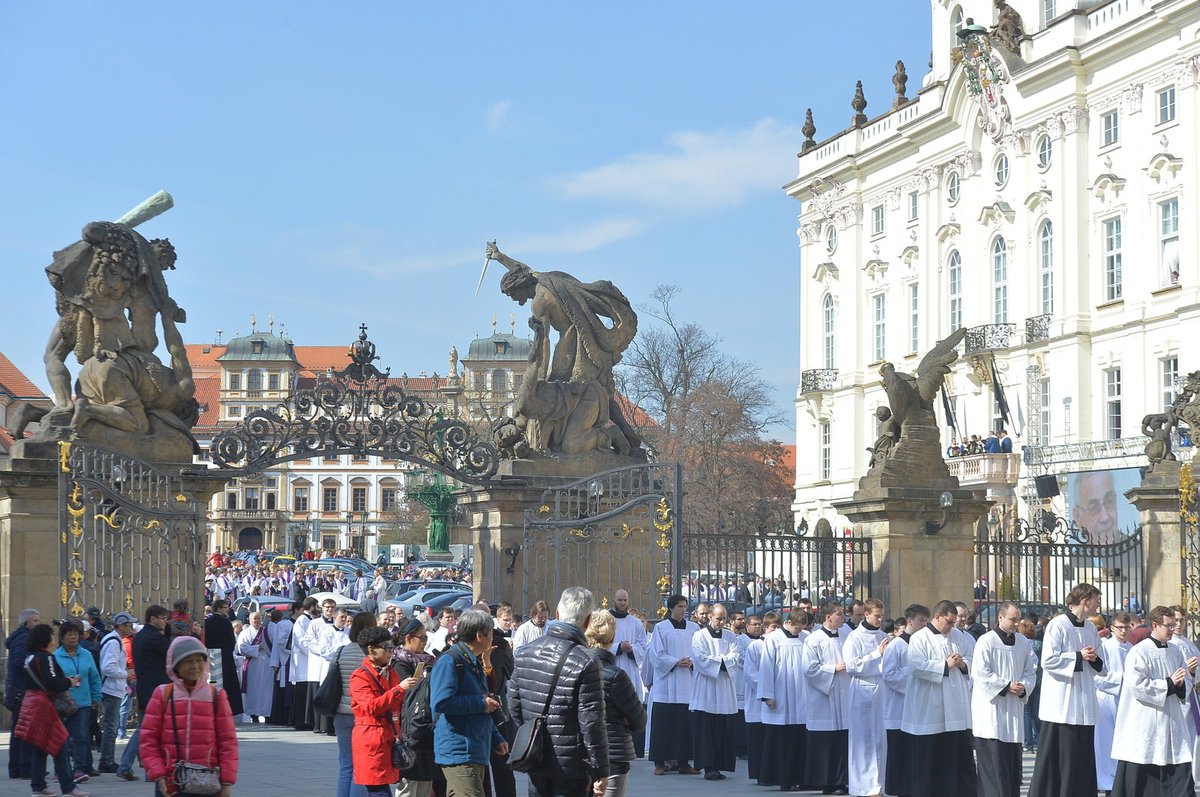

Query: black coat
left=508, top=622, right=609, bottom=781
left=204, top=613, right=244, bottom=716
left=132, top=624, right=170, bottom=713
left=582, top=647, right=646, bottom=764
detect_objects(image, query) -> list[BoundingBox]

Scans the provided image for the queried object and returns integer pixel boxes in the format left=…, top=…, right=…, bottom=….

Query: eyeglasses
left=1080, top=492, right=1117, bottom=515
left=1112, top=625, right=1130, bottom=631
left=372, top=643, right=396, bottom=651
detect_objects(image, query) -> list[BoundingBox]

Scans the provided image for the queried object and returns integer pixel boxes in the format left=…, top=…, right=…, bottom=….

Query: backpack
left=400, top=672, right=434, bottom=745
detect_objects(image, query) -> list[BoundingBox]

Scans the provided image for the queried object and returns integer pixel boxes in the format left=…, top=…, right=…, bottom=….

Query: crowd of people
left=7, top=580, right=1200, bottom=797
left=946, top=430, right=1014, bottom=457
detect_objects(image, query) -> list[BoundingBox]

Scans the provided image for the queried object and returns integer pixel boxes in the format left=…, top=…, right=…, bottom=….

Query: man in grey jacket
left=509, top=586, right=609, bottom=797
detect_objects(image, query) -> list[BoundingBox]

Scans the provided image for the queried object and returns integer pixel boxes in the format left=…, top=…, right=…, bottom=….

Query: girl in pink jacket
left=140, top=635, right=239, bottom=796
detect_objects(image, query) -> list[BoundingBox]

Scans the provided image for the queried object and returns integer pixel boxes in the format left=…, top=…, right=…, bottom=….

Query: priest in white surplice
left=236, top=611, right=275, bottom=721
left=884, top=604, right=929, bottom=797
left=1027, top=582, right=1106, bottom=797
left=1095, top=611, right=1134, bottom=791
left=511, top=601, right=550, bottom=653
left=648, top=594, right=699, bottom=775
left=902, top=599, right=977, bottom=796
left=971, top=601, right=1036, bottom=797
left=844, top=597, right=891, bottom=797
left=689, top=603, right=742, bottom=780
left=1111, top=605, right=1196, bottom=797
left=267, top=605, right=295, bottom=726
left=739, top=612, right=773, bottom=784
left=610, top=589, right=649, bottom=758
left=804, top=601, right=850, bottom=794
left=759, top=608, right=811, bottom=791
left=1168, top=605, right=1200, bottom=785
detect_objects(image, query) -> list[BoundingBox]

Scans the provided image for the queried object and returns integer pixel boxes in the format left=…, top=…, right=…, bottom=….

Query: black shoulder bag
left=508, top=647, right=570, bottom=773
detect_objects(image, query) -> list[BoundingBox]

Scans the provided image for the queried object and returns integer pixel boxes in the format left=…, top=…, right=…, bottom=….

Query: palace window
left=871, top=205, right=885, bottom=236
left=1105, top=368, right=1122, bottom=440
left=247, top=369, right=262, bottom=398
left=873, top=294, right=886, bottom=362
left=1163, top=357, right=1179, bottom=413
left=381, top=487, right=398, bottom=513
left=991, top=237, right=1008, bottom=324
left=1160, top=198, right=1180, bottom=287
left=819, top=421, right=832, bottom=481
left=1039, top=220, right=1054, bottom=316
left=1101, top=110, right=1119, bottom=147
left=946, top=171, right=961, bottom=205
left=1036, top=135, right=1052, bottom=170
left=1103, top=217, right=1123, bottom=301
left=322, top=486, right=338, bottom=513
left=1157, top=85, right=1176, bottom=125
left=352, top=486, right=367, bottom=513
left=909, top=283, right=920, bottom=354
left=245, top=487, right=260, bottom=511
left=994, top=153, right=1009, bottom=188
left=293, top=486, right=309, bottom=513
left=1041, top=0, right=1055, bottom=25
left=822, top=294, right=836, bottom=370
left=229, top=373, right=241, bottom=391
left=948, top=250, right=963, bottom=332
left=908, top=191, right=919, bottom=222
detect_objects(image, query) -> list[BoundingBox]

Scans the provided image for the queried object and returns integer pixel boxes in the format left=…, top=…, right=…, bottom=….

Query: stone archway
left=238, top=527, right=264, bottom=550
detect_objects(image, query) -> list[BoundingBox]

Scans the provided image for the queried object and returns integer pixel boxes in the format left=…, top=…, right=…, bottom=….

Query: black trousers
left=527, top=775, right=591, bottom=797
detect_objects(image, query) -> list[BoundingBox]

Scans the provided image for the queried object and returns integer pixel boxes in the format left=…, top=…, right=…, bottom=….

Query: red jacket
left=139, top=638, right=239, bottom=789
left=350, top=659, right=407, bottom=786
left=15, top=689, right=68, bottom=755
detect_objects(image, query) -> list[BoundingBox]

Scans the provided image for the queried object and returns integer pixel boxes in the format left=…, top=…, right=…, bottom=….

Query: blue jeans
left=117, top=722, right=141, bottom=775
left=65, top=705, right=93, bottom=773
left=119, top=690, right=133, bottom=737
left=333, top=712, right=368, bottom=797
left=101, top=693, right=123, bottom=766
left=30, top=739, right=74, bottom=792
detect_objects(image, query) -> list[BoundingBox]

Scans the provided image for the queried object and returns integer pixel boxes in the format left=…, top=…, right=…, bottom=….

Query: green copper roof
left=465, top=333, right=532, bottom=362
left=216, top=332, right=298, bottom=363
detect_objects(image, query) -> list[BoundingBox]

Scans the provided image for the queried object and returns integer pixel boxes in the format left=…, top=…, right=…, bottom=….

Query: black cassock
left=204, top=613, right=244, bottom=716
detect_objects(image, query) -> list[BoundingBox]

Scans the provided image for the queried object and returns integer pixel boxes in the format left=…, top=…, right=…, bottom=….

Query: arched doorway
left=238, top=527, right=263, bottom=551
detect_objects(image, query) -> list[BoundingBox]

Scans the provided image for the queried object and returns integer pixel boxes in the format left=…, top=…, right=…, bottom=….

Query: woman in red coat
left=140, top=635, right=239, bottom=796
left=350, top=626, right=416, bottom=797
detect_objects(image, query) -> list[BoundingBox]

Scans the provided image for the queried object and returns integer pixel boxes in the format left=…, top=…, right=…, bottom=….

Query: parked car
left=311, top=560, right=365, bottom=578
left=230, top=596, right=294, bottom=624
left=305, top=591, right=364, bottom=613
left=414, top=590, right=477, bottom=617
left=384, top=579, right=468, bottom=599
left=391, top=585, right=471, bottom=616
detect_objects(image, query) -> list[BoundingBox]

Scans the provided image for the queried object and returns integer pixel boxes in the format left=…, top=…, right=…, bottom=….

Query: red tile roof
left=0, top=351, right=46, bottom=400
left=193, top=376, right=220, bottom=420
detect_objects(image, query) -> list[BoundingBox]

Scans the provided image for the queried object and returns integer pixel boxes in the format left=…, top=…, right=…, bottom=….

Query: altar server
left=759, top=608, right=811, bottom=791
left=803, top=601, right=850, bottom=795
left=689, top=603, right=742, bottom=780
left=971, top=601, right=1036, bottom=797
left=1169, top=605, right=1200, bottom=784
left=883, top=604, right=928, bottom=797
left=844, top=597, right=891, bottom=797
left=1027, top=582, right=1106, bottom=797
left=1095, top=611, right=1134, bottom=790
left=648, top=594, right=699, bottom=775
left=1110, top=605, right=1195, bottom=797
left=740, top=613, right=772, bottom=784
left=610, top=588, right=650, bottom=756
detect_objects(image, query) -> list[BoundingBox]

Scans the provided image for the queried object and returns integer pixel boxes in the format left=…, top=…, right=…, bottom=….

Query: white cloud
left=509, top=217, right=646, bottom=254
left=486, top=100, right=512, bottom=133
left=313, top=216, right=645, bottom=279
left=554, top=118, right=802, bottom=212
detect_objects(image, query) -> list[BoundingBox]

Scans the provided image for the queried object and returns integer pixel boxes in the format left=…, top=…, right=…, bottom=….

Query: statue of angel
left=878, top=327, right=968, bottom=444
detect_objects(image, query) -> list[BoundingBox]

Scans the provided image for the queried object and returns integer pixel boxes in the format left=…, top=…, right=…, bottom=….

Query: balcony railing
left=212, top=509, right=288, bottom=521
left=964, top=324, right=1016, bottom=355
left=800, top=369, right=839, bottom=393
left=945, top=452, right=1022, bottom=487
left=1025, top=314, right=1052, bottom=343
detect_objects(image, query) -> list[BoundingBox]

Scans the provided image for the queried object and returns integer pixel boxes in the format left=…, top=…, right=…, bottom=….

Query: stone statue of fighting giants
left=480, top=242, right=644, bottom=459
left=15, top=191, right=199, bottom=463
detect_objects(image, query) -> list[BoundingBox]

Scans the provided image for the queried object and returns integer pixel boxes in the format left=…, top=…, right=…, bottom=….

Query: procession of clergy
left=631, top=584, right=1199, bottom=797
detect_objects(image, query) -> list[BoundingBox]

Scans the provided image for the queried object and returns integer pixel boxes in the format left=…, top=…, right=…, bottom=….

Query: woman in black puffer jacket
left=585, top=610, right=647, bottom=797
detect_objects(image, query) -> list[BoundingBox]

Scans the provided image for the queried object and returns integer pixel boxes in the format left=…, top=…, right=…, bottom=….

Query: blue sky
left=1, top=3, right=932, bottom=442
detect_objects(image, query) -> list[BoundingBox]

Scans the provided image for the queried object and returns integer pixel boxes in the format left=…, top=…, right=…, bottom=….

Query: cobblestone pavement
left=3, top=726, right=1041, bottom=796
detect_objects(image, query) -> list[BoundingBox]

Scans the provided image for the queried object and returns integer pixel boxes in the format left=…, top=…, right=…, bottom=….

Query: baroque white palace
left=790, top=0, right=1200, bottom=530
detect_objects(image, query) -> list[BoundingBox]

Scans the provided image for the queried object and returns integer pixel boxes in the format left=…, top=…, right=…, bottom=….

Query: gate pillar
left=457, top=468, right=559, bottom=612
left=1127, top=460, right=1184, bottom=613
left=835, top=486, right=991, bottom=614
left=0, top=453, right=60, bottom=657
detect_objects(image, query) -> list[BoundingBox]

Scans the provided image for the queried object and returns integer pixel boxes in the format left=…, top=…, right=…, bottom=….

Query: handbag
left=508, top=647, right=571, bottom=773
left=23, top=656, right=79, bottom=718
left=167, top=684, right=224, bottom=795
left=360, top=665, right=414, bottom=771
left=313, top=655, right=343, bottom=716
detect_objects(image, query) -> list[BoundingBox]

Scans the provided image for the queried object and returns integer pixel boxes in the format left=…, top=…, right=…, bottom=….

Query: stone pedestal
left=1127, top=460, right=1182, bottom=611
left=835, top=484, right=991, bottom=614
left=456, top=453, right=654, bottom=613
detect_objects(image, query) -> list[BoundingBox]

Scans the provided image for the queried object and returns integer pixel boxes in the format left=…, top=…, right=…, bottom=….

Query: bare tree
left=618, top=285, right=791, bottom=532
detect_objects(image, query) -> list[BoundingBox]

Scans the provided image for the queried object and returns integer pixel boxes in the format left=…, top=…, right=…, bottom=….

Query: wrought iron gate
left=521, top=462, right=681, bottom=616
left=973, top=510, right=1144, bottom=623
left=1183, top=464, right=1200, bottom=637
left=677, top=520, right=874, bottom=612
left=58, top=442, right=206, bottom=618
